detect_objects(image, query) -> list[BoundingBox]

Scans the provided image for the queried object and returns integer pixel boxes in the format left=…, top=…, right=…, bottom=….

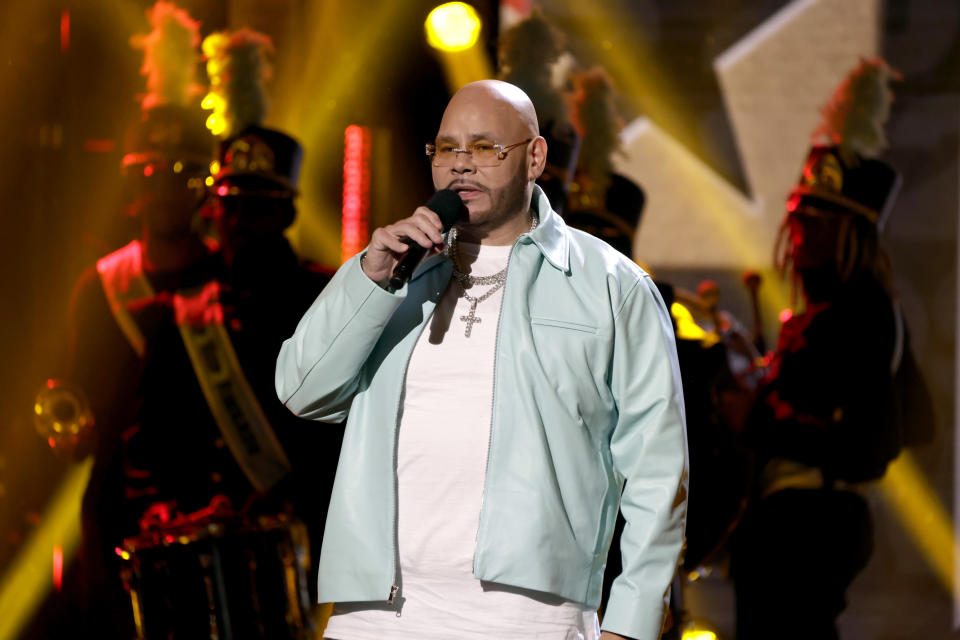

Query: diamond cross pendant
left=460, top=301, right=481, bottom=337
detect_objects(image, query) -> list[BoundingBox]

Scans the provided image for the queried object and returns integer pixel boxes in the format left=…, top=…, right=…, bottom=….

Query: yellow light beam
left=553, top=0, right=699, bottom=161
left=270, top=0, right=411, bottom=266
left=558, top=0, right=792, bottom=319
left=434, top=47, right=493, bottom=93
left=427, top=2, right=492, bottom=92
left=0, top=459, right=93, bottom=640
left=877, top=451, right=955, bottom=593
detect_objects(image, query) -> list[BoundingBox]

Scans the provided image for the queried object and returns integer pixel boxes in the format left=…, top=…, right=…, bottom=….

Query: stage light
left=201, top=93, right=227, bottom=137
left=680, top=619, right=719, bottom=640
left=425, top=3, right=482, bottom=52
left=671, top=302, right=707, bottom=342
left=52, top=546, right=63, bottom=593
left=425, top=2, right=492, bottom=92
left=60, top=10, right=70, bottom=53
left=341, top=125, right=372, bottom=263
left=671, top=302, right=719, bottom=346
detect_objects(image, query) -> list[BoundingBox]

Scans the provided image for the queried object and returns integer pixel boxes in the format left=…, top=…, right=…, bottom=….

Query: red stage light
left=83, top=139, right=116, bottom=153
left=342, top=125, right=372, bottom=263
left=60, top=10, right=70, bottom=53
left=52, top=545, right=63, bottom=592
left=143, top=165, right=154, bottom=177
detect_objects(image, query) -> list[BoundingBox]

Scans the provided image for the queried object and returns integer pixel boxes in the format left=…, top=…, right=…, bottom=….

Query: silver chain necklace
left=448, top=213, right=538, bottom=337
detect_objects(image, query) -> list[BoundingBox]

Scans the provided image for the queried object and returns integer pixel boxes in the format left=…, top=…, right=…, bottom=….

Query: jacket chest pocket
left=530, top=316, right=599, bottom=334
left=528, top=315, right=606, bottom=398
left=525, top=315, right=610, bottom=438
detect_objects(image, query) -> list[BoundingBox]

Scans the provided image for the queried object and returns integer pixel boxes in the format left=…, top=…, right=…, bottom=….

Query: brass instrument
left=33, top=379, right=95, bottom=453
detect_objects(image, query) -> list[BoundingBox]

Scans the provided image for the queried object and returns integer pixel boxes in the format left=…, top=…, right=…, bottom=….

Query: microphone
left=388, top=189, right=466, bottom=292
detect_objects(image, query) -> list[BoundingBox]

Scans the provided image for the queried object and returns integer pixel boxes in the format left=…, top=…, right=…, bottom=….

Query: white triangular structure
left=616, top=0, right=881, bottom=270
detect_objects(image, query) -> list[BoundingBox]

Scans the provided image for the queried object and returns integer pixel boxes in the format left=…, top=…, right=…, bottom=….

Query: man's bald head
left=442, top=80, right=540, bottom=140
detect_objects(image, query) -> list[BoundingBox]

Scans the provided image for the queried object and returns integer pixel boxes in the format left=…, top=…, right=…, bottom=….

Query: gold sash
left=97, top=243, right=291, bottom=491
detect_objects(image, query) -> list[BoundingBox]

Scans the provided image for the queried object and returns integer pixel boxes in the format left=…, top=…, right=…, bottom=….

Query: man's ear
left=528, top=136, right=548, bottom=181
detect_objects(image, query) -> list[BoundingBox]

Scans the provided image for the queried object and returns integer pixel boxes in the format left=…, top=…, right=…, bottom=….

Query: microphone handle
left=388, top=243, right=429, bottom=292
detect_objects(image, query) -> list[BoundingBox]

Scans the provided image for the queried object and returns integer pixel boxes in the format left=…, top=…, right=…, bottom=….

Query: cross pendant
left=460, top=301, right=481, bottom=337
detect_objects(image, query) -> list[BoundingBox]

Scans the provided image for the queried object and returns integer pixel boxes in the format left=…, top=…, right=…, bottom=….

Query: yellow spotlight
left=671, top=302, right=720, bottom=347
left=205, top=113, right=227, bottom=137
left=681, top=620, right=719, bottom=640
left=425, top=2, right=481, bottom=52
left=201, top=92, right=228, bottom=137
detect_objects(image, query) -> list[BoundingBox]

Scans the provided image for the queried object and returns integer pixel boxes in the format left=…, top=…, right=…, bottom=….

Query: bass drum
left=121, top=514, right=314, bottom=640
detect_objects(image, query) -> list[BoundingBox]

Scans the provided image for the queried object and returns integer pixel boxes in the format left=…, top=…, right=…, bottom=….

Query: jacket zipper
left=473, top=238, right=519, bottom=573
left=388, top=278, right=443, bottom=604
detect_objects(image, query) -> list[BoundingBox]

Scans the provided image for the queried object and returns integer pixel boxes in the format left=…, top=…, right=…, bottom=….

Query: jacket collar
left=412, top=184, right=570, bottom=282
left=527, top=184, right=571, bottom=273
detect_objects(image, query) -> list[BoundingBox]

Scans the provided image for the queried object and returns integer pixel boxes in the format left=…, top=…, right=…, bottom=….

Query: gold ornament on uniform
left=145, top=121, right=185, bottom=148
left=223, top=137, right=276, bottom=173
left=803, top=151, right=844, bottom=193
left=33, top=379, right=95, bottom=451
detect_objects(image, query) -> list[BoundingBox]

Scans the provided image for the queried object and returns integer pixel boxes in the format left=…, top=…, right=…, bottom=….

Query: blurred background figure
left=497, top=8, right=581, bottom=216
left=693, top=277, right=765, bottom=394
left=40, top=3, right=217, bottom=637
left=730, top=58, right=934, bottom=640
left=203, top=24, right=342, bottom=632
left=34, top=6, right=337, bottom=638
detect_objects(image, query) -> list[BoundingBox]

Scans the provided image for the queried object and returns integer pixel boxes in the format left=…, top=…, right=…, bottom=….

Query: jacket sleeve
left=601, top=274, right=689, bottom=640
left=275, top=253, right=406, bottom=422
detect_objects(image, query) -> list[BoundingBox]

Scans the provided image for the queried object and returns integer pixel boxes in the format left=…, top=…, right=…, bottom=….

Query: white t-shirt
left=325, top=241, right=599, bottom=640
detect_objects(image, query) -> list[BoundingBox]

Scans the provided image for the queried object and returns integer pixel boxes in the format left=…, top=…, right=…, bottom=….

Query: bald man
left=276, top=81, right=687, bottom=640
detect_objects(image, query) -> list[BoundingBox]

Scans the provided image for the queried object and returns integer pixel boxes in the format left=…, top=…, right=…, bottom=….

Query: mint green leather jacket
left=275, top=187, right=688, bottom=640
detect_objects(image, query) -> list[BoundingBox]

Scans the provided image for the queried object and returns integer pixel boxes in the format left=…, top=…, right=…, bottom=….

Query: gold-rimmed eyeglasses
left=425, top=138, right=533, bottom=167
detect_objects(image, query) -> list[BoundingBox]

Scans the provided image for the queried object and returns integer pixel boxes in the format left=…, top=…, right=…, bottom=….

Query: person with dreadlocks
left=729, top=58, right=930, bottom=640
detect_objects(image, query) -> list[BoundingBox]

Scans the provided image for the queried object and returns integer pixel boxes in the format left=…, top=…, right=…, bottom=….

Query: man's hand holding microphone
left=361, top=189, right=466, bottom=292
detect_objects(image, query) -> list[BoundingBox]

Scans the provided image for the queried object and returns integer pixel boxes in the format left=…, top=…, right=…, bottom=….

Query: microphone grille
left=426, top=189, right=467, bottom=232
